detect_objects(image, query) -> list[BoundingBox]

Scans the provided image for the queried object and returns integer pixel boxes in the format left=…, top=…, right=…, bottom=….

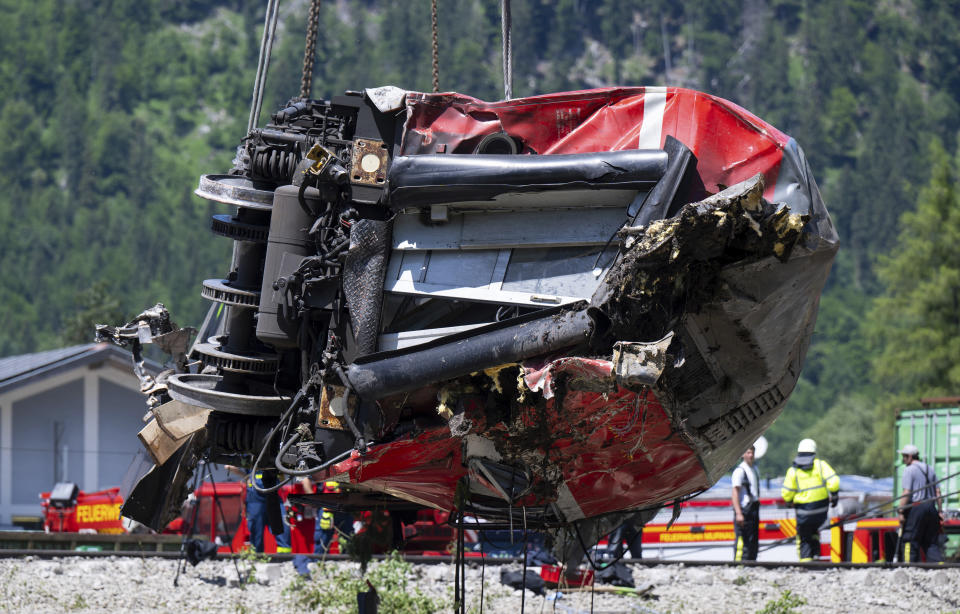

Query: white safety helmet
left=797, top=438, right=817, bottom=454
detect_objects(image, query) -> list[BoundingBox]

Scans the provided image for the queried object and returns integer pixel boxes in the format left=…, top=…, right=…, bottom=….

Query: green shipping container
left=893, top=403, right=960, bottom=513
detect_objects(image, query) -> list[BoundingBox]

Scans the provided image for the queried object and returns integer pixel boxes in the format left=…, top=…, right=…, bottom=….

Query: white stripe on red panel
left=637, top=87, right=666, bottom=150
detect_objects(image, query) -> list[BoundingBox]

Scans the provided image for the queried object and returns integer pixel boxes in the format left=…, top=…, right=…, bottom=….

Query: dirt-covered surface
left=1, top=556, right=959, bottom=614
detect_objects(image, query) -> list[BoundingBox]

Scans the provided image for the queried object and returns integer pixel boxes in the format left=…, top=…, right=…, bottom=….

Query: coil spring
left=252, top=147, right=300, bottom=184
left=211, top=419, right=265, bottom=454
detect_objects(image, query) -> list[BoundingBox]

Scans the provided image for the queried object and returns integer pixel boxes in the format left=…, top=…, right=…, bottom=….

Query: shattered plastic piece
left=364, top=85, right=406, bottom=113
left=612, top=332, right=674, bottom=390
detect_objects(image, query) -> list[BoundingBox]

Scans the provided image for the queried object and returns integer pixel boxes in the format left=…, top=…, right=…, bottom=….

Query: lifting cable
left=520, top=506, right=528, bottom=614
left=501, top=0, right=512, bottom=99
left=431, top=0, right=440, bottom=92
left=301, top=0, right=322, bottom=99
left=248, top=0, right=281, bottom=134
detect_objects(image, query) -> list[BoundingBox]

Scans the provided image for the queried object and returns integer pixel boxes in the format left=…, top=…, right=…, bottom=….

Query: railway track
left=1, top=532, right=956, bottom=569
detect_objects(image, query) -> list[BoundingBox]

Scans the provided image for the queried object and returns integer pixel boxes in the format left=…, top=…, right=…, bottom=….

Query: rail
left=1, top=532, right=958, bottom=570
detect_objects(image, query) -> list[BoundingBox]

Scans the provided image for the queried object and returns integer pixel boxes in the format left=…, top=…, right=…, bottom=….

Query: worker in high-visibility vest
left=314, top=481, right=340, bottom=554
left=781, top=439, right=839, bottom=561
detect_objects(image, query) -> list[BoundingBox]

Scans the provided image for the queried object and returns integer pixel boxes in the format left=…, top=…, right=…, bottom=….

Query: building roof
left=0, top=343, right=158, bottom=395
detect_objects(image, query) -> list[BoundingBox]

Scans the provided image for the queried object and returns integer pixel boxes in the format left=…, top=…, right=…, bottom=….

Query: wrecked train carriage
left=109, top=86, right=837, bottom=555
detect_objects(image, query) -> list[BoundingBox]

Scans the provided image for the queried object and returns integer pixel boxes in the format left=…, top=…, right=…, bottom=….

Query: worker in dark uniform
left=732, top=445, right=760, bottom=561
left=245, top=471, right=270, bottom=551
left=898, top=444, right=943, bottom=563
left=234, top=468, right=288, bottom=553
left=604, top=521, right=643, bottom=560
left=781, top=439, right=839, bottom=561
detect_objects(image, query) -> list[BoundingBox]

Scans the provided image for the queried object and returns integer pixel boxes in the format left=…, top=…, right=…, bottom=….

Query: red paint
left=403, top=87, right=789, bottom=199
left=321, top=356, right=709, bottom=520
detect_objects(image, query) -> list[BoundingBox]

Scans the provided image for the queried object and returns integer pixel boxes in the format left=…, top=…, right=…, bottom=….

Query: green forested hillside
left=2, top=0, right=959, bottom=476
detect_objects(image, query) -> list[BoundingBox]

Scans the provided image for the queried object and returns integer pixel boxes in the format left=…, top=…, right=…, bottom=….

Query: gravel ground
left=1, top=556, right=959, bottom=614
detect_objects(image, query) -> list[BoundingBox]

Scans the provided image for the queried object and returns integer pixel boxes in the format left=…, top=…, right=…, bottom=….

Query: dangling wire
left=248, top=0, right=281, bottom=133
left=474, top=515, right=485, bottom=612
left=500, top=0, right=512, bottom=100
left=459, top=510, right=467, bottom=614
left=301, top=0, right=322, bottom=99
left=431, top=0, right=440, bottom=92
left=454, top=513, right=463, bottom=613
left=453, top=486, right=462, bottom=612
left=553, top=559, right=566, bottom=612
left=520, top=506, right=528, bottom=614
left=590, top=548, right=596, bottom=613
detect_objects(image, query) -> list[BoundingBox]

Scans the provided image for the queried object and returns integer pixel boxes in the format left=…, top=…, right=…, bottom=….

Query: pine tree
left=868, top=139, right=960, bottom=395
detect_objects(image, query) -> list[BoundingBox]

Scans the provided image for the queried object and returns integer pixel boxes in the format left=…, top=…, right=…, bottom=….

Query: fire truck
left=40, top=483, right=125, bottom=535
left=39, top=480, right=454, bottom=556
left=42, top=480, right=295, bottom=553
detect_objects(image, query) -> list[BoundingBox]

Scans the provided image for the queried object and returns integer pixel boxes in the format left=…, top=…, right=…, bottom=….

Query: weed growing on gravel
left=442, top=577, right=509, bottom=614
left=237, top=546, right=271, bottom=586
left=284, top=551, right=448, bottom=613
left=756, top=589, right=806, bottom=614
left=69, top=594, right=88, bottom=610
left=0, top=564, right=17, bottom=603
left=733, top=575, right=749, bottom=586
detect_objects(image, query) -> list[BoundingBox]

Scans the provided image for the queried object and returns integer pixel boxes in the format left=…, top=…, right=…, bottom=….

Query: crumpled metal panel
left=513, top=358, right=709, bottom=520
left=327, top=355, right=708, bottom=520
left=401, top=87, right=836, bottom=264
left=403, top=88, right=803, bottom=207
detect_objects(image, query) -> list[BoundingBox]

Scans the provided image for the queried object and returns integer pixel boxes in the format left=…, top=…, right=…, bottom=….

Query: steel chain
left=301, top=0, right=322, bottom=99
left=431, top=0, right=439, bottom=92
left=501, top=0, right=512, bottom=99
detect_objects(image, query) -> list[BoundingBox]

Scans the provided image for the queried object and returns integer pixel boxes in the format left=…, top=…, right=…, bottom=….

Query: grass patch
left=756, top=589, right=806, bottom=614
left=284, top=551, right=449, bottom=613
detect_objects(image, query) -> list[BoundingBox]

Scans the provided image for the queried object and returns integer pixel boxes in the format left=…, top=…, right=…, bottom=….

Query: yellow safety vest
left=781, top=458, right=839, bottom=505
left=319, top=510, right=334, bottom=530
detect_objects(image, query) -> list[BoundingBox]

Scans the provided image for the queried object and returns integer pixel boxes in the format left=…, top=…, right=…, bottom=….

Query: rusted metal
left=349, top=138, right=389, bottom=186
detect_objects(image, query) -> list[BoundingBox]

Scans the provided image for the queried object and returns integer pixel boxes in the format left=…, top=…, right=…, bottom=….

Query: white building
left=0, top=343, right=156, bottom=527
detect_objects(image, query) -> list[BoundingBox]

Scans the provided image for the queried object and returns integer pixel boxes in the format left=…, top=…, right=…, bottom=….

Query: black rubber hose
left=344, top=307, right=593, bottom=400
left=274, top=430, right=354, bottom=476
